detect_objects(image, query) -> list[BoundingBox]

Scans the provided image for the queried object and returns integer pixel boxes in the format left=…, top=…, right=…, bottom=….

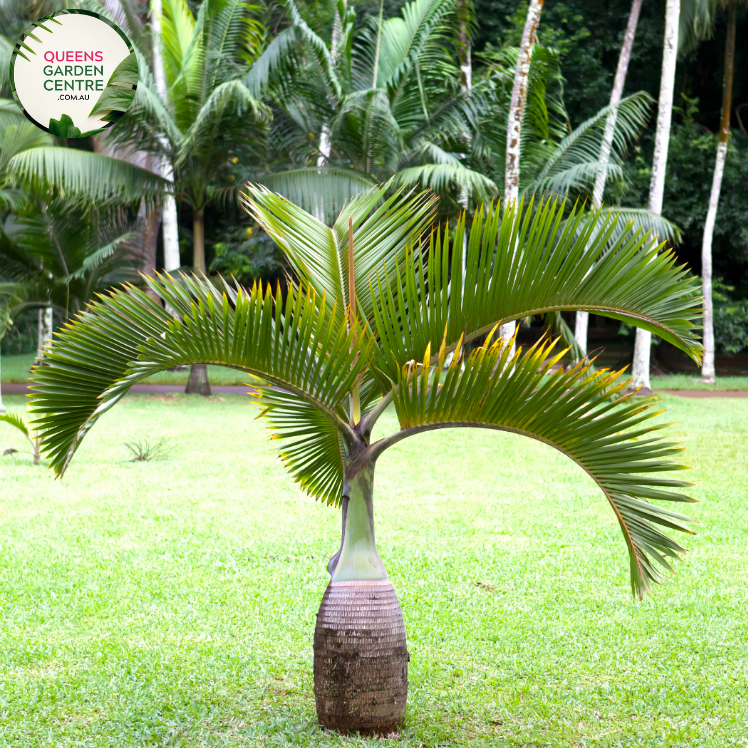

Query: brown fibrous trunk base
left=313, top=579, right=408, bottom=735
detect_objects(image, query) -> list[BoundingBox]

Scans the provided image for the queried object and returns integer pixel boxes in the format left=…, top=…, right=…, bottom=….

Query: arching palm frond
left=245, top=26, right=302, bottom=98
left=529, top=92, right=653, bottom=198
left=281, top=0, right=341, bottom=99
left=176, top=79, right=270, bottom=166
left=393, top=163, right=496, bottom=200
left=29, top=274, right=368, bottom=477
left=261, top=167, right=377, bottom=219
left=369, top=331, right=695, bottom=598
left=8, top=148, right=170, bottom=207
left=585, top=206, right=683, bottom=246
left=369, top=197, right=702, bottom=383
left=374, top=0, right=459, bottom=95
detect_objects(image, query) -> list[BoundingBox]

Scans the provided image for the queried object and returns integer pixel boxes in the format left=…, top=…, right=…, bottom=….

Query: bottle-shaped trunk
left=314, top=464, right=408, bottom=734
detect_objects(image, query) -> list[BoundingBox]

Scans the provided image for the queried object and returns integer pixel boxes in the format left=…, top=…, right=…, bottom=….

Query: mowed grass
left=0, top=393, right=747, bottom=747
left=1, top=354, right=252, bottom=386
left=5, top=353, right=748, bottom=390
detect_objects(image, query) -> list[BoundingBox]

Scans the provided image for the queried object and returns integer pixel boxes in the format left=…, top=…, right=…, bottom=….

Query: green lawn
left=1, top=393, right=747, bottom=746
left=5, top=352, right=748, bottom=391
left=1, top=354, right=255, bottom=386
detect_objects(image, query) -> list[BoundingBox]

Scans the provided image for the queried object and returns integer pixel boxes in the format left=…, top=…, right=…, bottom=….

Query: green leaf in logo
left=49, top=113, right=82, bottom=138
left=89, top=50, right=138, bottom=122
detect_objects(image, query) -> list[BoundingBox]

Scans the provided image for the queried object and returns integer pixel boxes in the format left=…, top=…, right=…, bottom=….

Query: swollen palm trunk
left=313, top=464, right=408, bottom=734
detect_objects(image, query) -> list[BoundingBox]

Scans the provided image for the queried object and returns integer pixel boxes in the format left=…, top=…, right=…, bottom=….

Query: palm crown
left=31, top=183, right=702, bottom=600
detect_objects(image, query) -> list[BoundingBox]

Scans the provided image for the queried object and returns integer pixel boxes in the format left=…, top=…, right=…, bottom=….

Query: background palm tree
left=0, top=199, right=141, bottom=329
left=679, top=0, right=745, bottom=383
left=0, top=280, right=26, bottom=413
left=9, top=0, right=271, bottom=394
left=630, top=0, right=681, bottom=394
left=575, top=0, right=643, bottom=356
left=30, top=184, right=703, bottom=734
left=261, top=0, right=497, bottom=218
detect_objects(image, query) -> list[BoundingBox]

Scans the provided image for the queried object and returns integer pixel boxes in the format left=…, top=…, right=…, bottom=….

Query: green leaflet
left=89, top=51, right=138, bottom=121
left=0, top=412, right=30, bottom=438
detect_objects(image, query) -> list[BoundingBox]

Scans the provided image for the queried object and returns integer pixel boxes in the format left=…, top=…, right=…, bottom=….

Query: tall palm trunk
left=631, top=0, right=679, bottom=393
left=500, top=0, right=543, bottom=350
left=700, top=1, right=736, bottom=383
left=458, top=0, right=471, bottom=279
left=575, top=0, right=643, bottom=356
left=151, top=0, right=181, bottom=274
left=186, top=210, right=211, bottom=395
left=317, top=0, right=346, bottom=168
left=37, top=307, right=53, bottom=359
left=314, top=462, right=408, bottom=734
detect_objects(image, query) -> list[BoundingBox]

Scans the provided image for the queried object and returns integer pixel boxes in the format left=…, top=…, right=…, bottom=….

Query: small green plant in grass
left=30, top=186, right=703, bottom=735
left=0, top=412, right=41, bottom=465
left=124, top=438, right=167, bottom=462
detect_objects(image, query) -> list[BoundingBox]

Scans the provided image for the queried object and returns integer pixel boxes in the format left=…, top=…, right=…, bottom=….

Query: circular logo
left=10, top=10, right=138, bottom=138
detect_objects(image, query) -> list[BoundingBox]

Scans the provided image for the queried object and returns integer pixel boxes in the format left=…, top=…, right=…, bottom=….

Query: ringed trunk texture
left=500, top=0, right=542, bottom=351
left=576, top=0, right=642, bottom=357
left=700, top=2, right=736, bottom=383
left=314, top=465, right=408, bottom=735
left=631, top=0, right=679, bottom=393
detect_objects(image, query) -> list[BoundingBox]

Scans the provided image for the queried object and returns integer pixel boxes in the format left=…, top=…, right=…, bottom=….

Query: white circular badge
left=10, top=10, right=138, bottom=138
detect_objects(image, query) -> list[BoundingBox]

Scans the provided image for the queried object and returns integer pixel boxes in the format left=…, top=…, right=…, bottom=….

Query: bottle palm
left=30, top=185, right=703, bottom=734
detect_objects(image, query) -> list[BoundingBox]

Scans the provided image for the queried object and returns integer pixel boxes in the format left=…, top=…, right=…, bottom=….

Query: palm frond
left=177, top=79, right=270, bottom=166
left=0, top=411, right=30, bottom=438
left=259, top=167, right=376, bottom=219
left=245, top=26, right=300, bottom=98
left=375, top=0, right=459, bottom=94
left=529, top=93, right=653, bottom=197
left=241, top=182, right=437, bottom=328
left=281, top=0, right=341, bottom=99
left=373, top=331, right=695, bottom=598
left=593, top=206, right=682, bottom=246
left=393, top=163, right=496, bottom=199
left=8, top=148, right=170, bottom=207
left=29, top=274, right=369, bottom=476
left=252, top=384, right=346, bottom=505
left=369, top=197, right=703, bottom=384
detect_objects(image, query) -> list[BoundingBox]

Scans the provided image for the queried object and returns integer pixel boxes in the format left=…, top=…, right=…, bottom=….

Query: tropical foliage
left=30, top=186, right=703, bottom=597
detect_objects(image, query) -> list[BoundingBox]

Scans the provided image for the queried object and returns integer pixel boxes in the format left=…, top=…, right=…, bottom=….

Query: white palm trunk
left=575, top=0, right=643, bottom=356
left=700, top=142, right=727, bottom=383
left=501, top=0, right=543, bottom=349
left=314, top=1, right=346, bottom=221
left=630, top=0, right=679, bottom=392
left=700, top=2, right=736, bottom=383
left=37, top=307, right=53, bottom=358
left=151, top=0, right=181, bottom=273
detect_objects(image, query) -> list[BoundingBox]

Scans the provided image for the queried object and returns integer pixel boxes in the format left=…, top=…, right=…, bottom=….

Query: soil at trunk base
left=313, top=579, right=408, bottom=735
left=185, top=364, right=211, bottom=396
